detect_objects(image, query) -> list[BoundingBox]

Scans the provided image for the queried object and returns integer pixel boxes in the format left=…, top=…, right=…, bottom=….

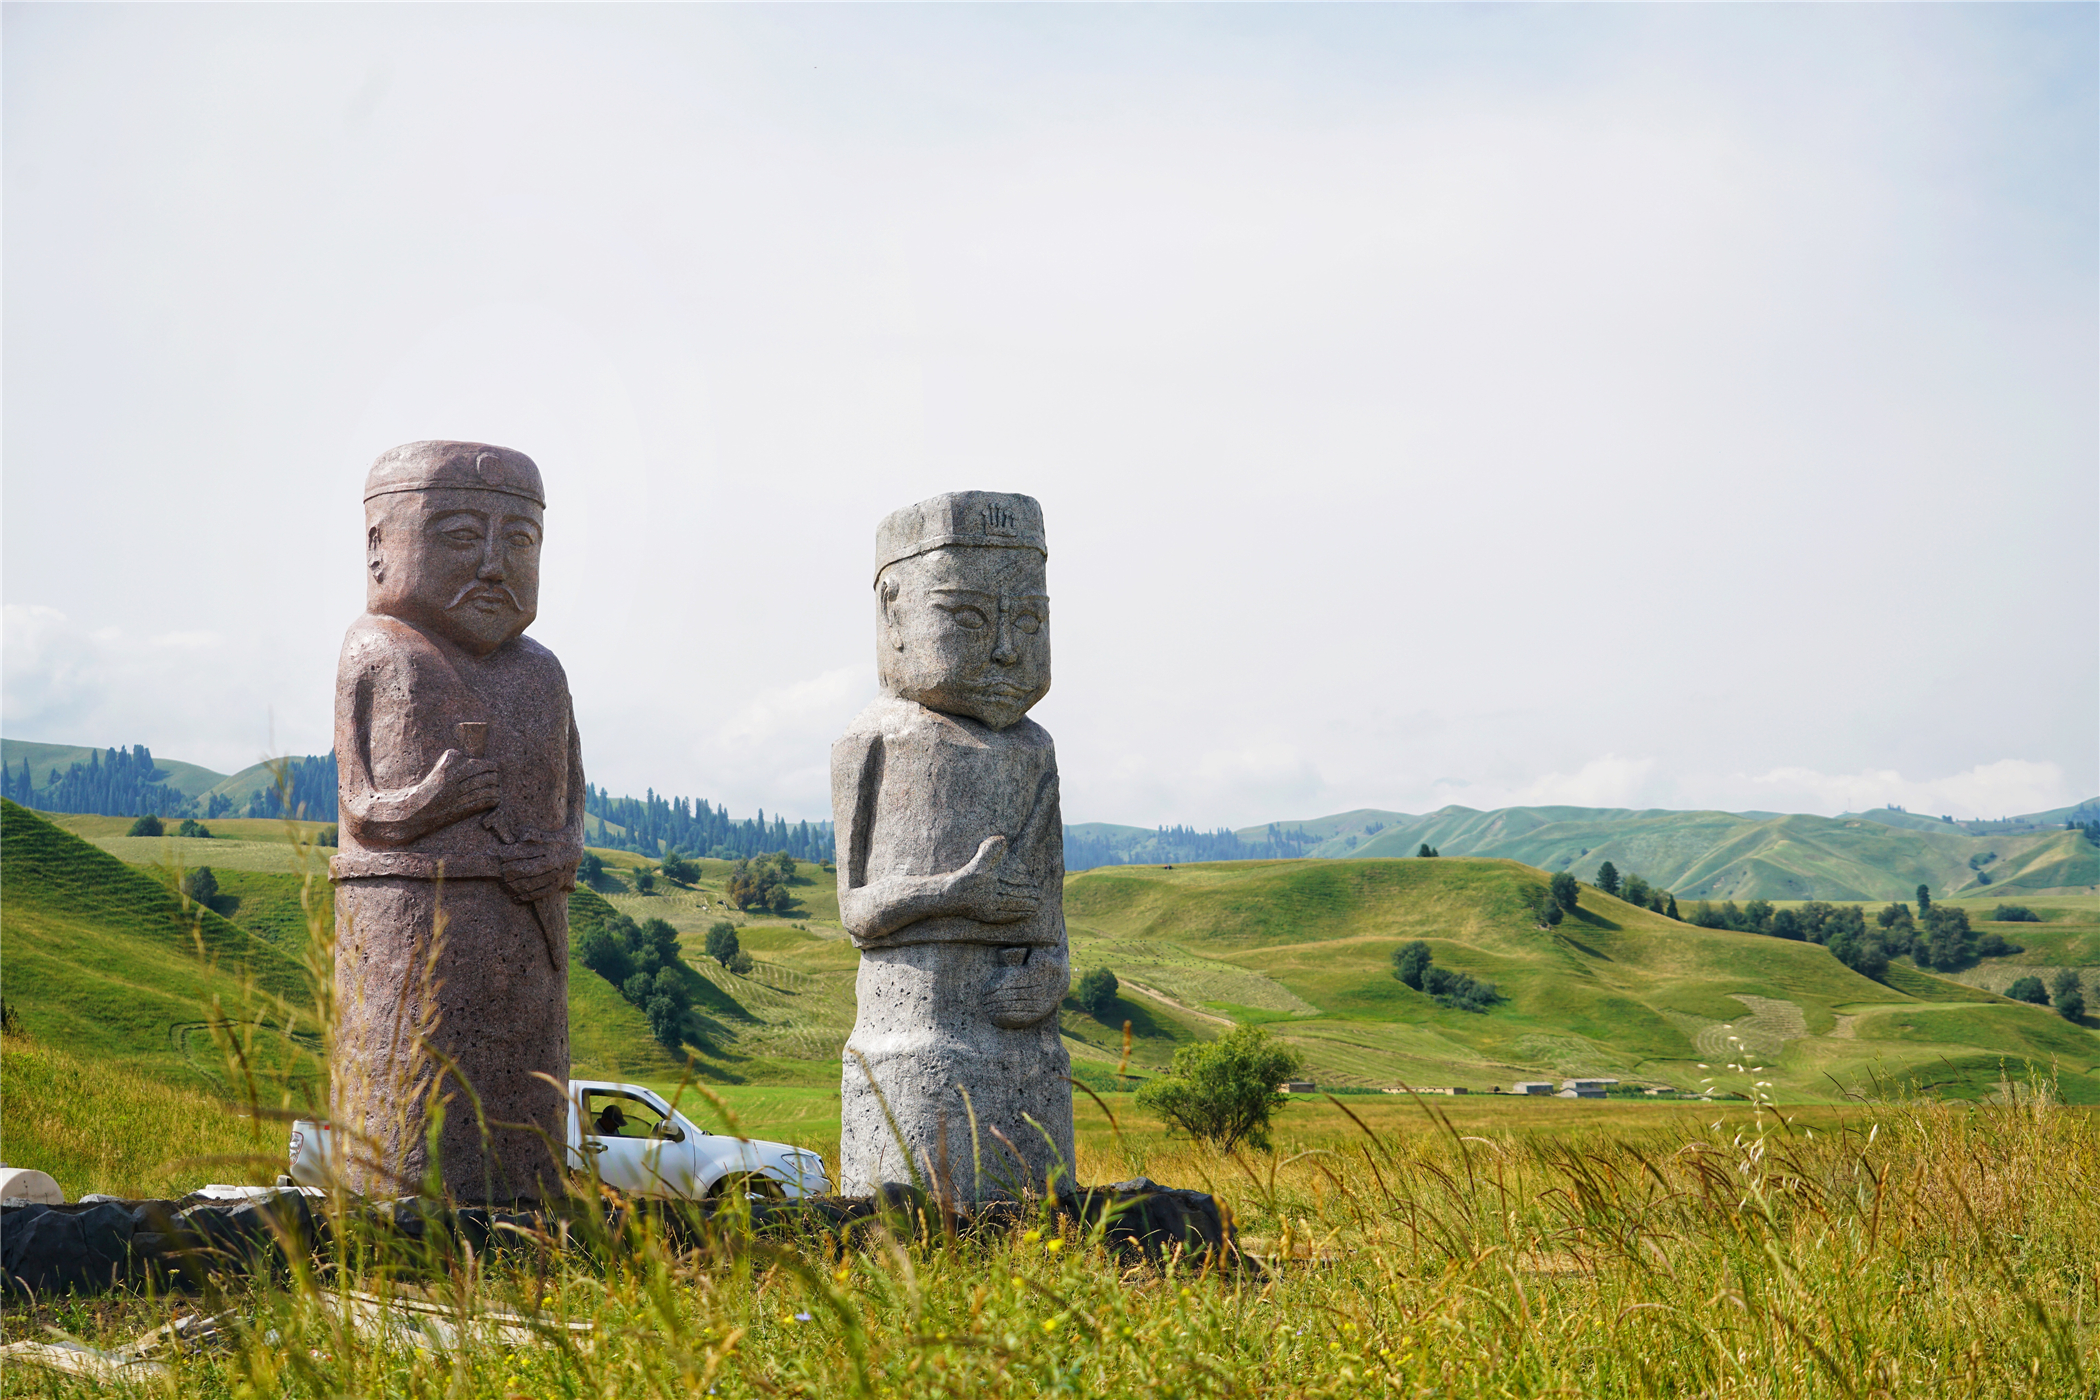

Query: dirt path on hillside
left=1121, top=980, right=1237, bottom=1028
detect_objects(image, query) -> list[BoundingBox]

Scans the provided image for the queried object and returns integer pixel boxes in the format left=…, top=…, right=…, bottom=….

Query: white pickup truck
left=289, top=1078, right=830, bottom=1201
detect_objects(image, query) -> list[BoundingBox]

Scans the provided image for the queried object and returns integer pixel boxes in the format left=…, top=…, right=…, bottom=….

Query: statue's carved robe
left=330, top=613, right=583, bottom=1201
left=831, top=695, right=1073, bottom=1200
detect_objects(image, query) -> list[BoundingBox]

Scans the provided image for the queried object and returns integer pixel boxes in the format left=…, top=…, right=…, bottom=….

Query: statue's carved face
left=366, top=489, right=543, bottom=656
left=879, top=546, right=1049, bottom=729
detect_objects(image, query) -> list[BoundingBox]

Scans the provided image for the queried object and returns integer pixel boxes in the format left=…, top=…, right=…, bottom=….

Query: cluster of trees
left=2006, top=971, right=2087, bottom=1022
left=1061, top=823, right=1320, bottom=873
left=2069, top=816, right=2100, bottom=846
left=1527, top=873, right=1572, bottom=927
left=584, top=786, right=833, bottom=863
left=239, top=754, right=339, bottom=821
left=5, top=746, right=195, bottom=818
left=1593, top=861, right=1679, bottom=917
left=1688, top=888, right=2022, bottom=979
left=1993, top=904, right=2040, bottom=923
left=703, top=921, right=753, bottom=975
left=1416, top=843, right=1441, bottom=858
left=1390, top=940, right=1502, bottom=1012
left=1074, top=967, right=1120, bottom=1018
left=6, top=746, right=346, bottom=823
left=576, top=910, right=697, bottom=1048
left=727, top=852, right=801, bottom=914
left=1135, top=1026, right=1305, bottom=1153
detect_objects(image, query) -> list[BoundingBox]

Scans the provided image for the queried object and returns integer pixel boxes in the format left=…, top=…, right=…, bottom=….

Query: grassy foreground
left=3, top=1082, right=2094, bottom=1398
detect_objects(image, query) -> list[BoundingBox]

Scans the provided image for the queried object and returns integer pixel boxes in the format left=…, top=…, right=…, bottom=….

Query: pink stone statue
left=330, top=441, right=582, bottom=1202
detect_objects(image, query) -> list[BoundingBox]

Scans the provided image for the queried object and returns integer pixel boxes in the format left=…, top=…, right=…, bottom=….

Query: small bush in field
left=127, top=814, right=163, bottom=837
left=1136, top=1025, right=1303, bottom=1153
left=2006, top=976, right=2049, bottom=1005
left=1075, top=966, right=1120, bottom=1018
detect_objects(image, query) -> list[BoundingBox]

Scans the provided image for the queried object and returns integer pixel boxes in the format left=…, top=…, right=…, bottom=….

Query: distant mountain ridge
left=1068, top=799, right=2100, bottom=900
left=1240, top=802, right=2100, bottom=901
left=10, top=736, right=2091, bottom=902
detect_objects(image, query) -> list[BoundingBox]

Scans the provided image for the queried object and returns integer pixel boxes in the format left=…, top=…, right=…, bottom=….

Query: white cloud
left=1, top=605, right=323, bottom=775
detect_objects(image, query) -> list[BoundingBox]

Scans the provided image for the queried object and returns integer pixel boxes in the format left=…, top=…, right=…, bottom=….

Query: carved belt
left=329, top=852, right=505, bottom=881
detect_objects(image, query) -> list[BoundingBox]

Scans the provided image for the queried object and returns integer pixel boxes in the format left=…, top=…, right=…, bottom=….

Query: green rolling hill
left=1, top=737, right=229, bottom=799
left=1290, top=805, right=2100, bottom=901
left=0, top=800, right=318, bottom=1093
left=8, top=797, right=2096, bottom=1120
left=1062, top=857, right=2100, bottom=1103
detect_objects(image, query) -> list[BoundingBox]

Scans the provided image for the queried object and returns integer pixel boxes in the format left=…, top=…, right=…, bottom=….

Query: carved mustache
left=447, top=582, right=523, bottom=611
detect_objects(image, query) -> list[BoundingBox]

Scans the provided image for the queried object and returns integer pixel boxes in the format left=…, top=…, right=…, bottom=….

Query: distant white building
left=1279, top=1080, right=1316, bottom=1094
left=1512, top=1081, right=1556, bottom=1096
left=1562, top=1078, right=1617, bottom=1099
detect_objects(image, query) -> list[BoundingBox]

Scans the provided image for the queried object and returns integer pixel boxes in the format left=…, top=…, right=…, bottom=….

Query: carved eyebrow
left=928, top=588, right=1049, bottom=602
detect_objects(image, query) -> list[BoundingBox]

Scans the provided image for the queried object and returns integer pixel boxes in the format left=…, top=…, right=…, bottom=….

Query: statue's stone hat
left=364, top=441, right=545, bottom=506
left=874, top=491, right=1046, bottom=584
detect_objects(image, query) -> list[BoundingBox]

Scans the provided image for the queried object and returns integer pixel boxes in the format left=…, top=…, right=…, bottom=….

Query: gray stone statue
left=329, top=441, right=583, bottom=1202
left=833, top=491, right=1074, bottom=1201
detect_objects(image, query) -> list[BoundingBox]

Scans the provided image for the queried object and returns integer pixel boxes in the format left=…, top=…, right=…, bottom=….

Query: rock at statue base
left=328, top=441, right=583, bottom=1203
left=834, top=491, right=1074, bottom=1202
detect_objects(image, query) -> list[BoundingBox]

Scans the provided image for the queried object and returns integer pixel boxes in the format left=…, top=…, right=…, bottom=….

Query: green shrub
left=2006, top=976, right=2049, bottom=1005
left=705, top=920, right=741, bottom=967
left=127, top=814, right=163, bottom=837
left=578, top=922, right=633, bottom=985
left=1992, top=904, right=2040, bottom=923
left=180, top=866, right=218, bottom=907
left=1135, top=1025, right=1303, bottom=1153
left=1075, top=966, right=1120, bottom=1018
left=2052, top=970, right=2086, bottom=1022
left=1549, top=870, right=1579, bottom=912
left=1422, top=964, right=1502, bottom=1012
left=645, top=993, right=684, bottom=1049
left=1390, top=941, right=1431, bottom=989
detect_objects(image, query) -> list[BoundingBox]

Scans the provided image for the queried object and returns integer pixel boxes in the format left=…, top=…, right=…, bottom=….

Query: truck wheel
left=708, top=1173, right=785, bottom=1202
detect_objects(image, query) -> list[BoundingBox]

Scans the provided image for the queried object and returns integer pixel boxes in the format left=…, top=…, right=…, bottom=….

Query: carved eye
left=443, top=527, right=481, bottom=545
left=1012, top=611, right=1042, bottom=635
left=942, top=606, right=988, bottom=631
left=507, top=531, right=537, bottom=550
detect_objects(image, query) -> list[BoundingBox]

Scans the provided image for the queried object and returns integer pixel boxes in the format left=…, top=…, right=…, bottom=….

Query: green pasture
left=7, top=802, right=2096, bottom=1132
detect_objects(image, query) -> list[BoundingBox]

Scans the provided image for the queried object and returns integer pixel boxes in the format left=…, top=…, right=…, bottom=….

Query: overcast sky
left=4, top=4, right=2094, bottom=829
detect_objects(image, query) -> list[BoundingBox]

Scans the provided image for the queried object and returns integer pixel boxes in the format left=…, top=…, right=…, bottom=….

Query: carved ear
left=366, top=525, right=385, bottom=582
left=879, top=576, right=904, bottom=651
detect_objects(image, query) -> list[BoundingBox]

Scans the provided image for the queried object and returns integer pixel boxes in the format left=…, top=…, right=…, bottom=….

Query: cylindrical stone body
left=331, top=877, right=568, bottom=1201
left=841, top=941, right=1073, bottom=1200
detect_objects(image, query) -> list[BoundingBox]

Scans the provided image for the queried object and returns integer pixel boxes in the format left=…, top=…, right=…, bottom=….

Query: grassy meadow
left=3, top=1043, right=2095, bottom=1398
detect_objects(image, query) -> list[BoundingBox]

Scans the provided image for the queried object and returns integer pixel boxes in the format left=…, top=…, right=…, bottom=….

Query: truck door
left=577, top=1087, right=690, bottom=1197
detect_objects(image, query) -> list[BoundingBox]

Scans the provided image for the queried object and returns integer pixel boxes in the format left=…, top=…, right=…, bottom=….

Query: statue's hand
left=499, top=840, right=573, bottom=904
left=419, top=749, right=500, bottom=827
left=946, top=835, right=1040, bottom=925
